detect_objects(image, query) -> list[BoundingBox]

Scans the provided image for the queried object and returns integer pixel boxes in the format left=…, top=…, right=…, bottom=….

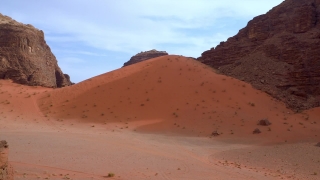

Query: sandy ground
left=0, top=55, right=319, bottom=179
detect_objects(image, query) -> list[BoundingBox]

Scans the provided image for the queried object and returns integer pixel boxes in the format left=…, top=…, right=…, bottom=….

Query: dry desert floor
left=0, top=55, right=319, bottom=180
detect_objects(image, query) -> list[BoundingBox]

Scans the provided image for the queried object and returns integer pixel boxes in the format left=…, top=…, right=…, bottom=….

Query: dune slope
left=38, top=55, right=319, bottom=142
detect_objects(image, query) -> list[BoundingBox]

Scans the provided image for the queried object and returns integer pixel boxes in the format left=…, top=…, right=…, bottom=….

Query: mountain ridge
left=198, top=0, right=320, bottom=110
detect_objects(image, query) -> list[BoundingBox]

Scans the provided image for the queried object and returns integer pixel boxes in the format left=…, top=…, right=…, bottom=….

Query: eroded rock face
left=0, top=13, right=72, bottom=88
left=123, top=49, right=168, bottom=67
left=198, top=0, right=320, bottom=110
left=0, top=140, right=13, bottom=180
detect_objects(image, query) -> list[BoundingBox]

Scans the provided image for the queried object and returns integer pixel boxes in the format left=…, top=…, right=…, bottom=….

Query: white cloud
left=52, top=49, right=111, bottom=57
left=4, top=0, right=283, bottom=55
left=1, top=0, right=283, bottom=82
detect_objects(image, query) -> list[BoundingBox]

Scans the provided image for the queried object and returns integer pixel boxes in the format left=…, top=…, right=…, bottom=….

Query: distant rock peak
left=136, top=49, right=167, bottom=55
left=123, top=49, right=168, bottom=67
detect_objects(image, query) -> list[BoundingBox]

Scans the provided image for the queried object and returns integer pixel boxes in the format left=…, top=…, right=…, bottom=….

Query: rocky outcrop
left=0, top=13, right=72, bottom=88
left=123, top=49, right=168, bottom=67
left=0, top=140, right=13, bottom=180
left=198, top=0, right=320, bottom=110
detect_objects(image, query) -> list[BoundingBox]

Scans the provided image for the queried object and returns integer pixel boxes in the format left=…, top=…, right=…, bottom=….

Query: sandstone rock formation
left=0, top=13, right=72, bottom=88
left=0, top=140, right=13, bottom=180
left=123, top=49, right=168, bottom=67
left=198, top=0, right=320, bottom=110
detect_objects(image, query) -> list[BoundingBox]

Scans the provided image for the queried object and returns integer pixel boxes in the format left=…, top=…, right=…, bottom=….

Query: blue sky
left=1, top=0, right=283, bottom=83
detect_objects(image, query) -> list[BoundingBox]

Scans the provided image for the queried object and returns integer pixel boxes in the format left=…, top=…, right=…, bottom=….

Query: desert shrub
left=108, top=173, right=115, bottom=177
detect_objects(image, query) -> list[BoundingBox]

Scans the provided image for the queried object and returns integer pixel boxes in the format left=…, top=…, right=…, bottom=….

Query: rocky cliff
left=0, top=141, right=13, bottom=180
left=198, top=0, right=320, bottom=110
left=123, top=49, right=168, bottom=67
left=0, top=13, right=72, bottom=88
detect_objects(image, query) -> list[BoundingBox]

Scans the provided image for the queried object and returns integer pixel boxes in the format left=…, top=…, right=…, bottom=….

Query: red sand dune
left=0, top=55, right=319, bottom=180
left=38, top=55, right=319, bottom=142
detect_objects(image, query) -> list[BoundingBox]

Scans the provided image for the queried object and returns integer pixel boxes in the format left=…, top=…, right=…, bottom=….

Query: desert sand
left=0, top=55, right=319, bottom=180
